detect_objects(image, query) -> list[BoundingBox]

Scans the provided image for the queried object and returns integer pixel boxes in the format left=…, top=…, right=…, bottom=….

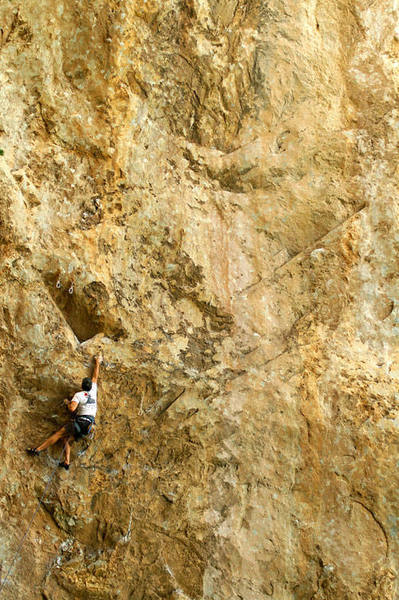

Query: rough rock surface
left=1, top=1, right=399, bottom=598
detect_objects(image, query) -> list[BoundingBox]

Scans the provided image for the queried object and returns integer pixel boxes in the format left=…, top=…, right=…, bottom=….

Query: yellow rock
left=0, top=1, right=399, bottom=599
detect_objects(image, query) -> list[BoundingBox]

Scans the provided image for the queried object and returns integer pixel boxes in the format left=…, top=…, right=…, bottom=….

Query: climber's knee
left=53, top=426, right=66, bottom=440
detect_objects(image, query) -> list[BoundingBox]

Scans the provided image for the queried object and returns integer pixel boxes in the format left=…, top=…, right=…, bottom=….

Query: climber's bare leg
left=64, top=436, right=73, bottom=465
left=35, top=425, right=68, bottom=452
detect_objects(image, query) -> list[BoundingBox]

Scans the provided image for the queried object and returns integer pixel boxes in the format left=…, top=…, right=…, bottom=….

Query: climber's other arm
left=64, top=398, right=78, bottom=412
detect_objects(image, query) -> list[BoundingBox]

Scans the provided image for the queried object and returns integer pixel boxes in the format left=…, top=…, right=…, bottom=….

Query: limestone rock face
left=1, top=1, right=399, bottom=598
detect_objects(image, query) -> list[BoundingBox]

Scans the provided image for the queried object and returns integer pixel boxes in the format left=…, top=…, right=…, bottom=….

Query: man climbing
left=26, top=354, right=103, bottom=470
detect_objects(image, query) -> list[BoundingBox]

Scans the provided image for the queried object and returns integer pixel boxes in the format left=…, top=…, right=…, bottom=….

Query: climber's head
left=81, top=377, right=92, bottom=391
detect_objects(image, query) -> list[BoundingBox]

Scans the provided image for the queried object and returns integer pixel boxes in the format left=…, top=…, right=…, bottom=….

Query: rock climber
left=26, top=354, right=103, bottom=470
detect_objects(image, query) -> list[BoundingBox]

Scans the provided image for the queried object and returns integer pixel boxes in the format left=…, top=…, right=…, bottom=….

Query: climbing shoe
left=59, top=461, right=69, bottom=470
left=26, top=448, right=40, bottom=456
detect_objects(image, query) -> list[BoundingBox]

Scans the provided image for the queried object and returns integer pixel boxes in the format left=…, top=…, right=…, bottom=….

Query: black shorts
left=67, top=416, right=95, bottom=440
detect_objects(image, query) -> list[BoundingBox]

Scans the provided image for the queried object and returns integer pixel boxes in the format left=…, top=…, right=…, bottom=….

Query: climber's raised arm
left=92, top=354, right=103, bottom=384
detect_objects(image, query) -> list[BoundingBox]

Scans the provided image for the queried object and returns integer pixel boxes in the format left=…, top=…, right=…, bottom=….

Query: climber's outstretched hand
left=92, top=354, right=103, bottom=384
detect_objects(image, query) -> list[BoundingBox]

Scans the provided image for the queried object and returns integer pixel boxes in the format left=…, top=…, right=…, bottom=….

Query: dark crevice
left=44, top=273, right=126, bottom=342
left=152, top=388, right=186, bottom=418
left=352, top=499, right=389, bottom=557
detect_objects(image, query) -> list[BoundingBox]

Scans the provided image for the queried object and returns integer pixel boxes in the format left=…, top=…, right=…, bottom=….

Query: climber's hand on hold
left=92, top=353, right=103, bottom=384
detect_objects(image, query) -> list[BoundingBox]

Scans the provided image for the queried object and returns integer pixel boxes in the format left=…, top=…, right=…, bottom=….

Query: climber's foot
left=59, top=461, right=69, bottom=470
left=26, top=448, right=40, bottom=456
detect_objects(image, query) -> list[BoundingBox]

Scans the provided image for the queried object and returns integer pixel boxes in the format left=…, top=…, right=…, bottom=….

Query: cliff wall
left=1, top=1, right=399, bottom=599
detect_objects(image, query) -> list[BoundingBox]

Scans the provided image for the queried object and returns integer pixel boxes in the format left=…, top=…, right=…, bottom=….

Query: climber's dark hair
left=82, top=377, right=92, bottom=391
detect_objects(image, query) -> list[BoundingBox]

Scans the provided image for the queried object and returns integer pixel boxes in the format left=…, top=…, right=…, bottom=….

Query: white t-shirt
left=72, top=382, right=97, bottom=417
